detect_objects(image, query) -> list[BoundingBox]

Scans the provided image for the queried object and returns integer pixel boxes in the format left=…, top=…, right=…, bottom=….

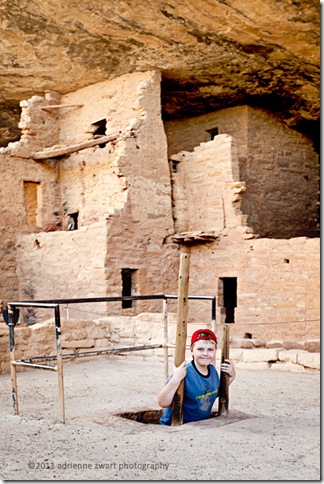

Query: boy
left=157, top=328, right=235, bottom=425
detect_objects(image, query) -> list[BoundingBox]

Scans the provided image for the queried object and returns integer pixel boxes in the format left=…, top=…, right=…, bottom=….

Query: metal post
left=163, top=298, right=169, bottom=382
left=8, top=305, right=18, bottom=415
left=54, top=305, right=65, bottom=423
left=211, top=296, right=216, bottom=334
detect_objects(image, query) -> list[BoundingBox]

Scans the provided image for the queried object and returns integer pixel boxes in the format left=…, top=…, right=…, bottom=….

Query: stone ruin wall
left=165, top=106, right=319, bottom=239
left=0, top=70, right=320, bottom=373
left=0, top=70, right=179, bottom=321
left=168, top=125, right=319, bottom=344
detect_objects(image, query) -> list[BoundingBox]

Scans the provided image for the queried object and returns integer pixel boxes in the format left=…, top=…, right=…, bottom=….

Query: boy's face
left=191, top=339, right=216, bottom=369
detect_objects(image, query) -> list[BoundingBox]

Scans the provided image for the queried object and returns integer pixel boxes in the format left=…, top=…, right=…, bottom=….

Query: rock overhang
left=0, top=0, right=320, bottom=151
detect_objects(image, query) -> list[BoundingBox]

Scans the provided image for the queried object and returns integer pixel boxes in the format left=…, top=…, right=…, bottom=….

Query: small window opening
left=284, top=258, right=290, bottom=264
left=206, top=127, right=219, bottom=140
left=23, top=181, right=42, bottom=227
left=244, top=332, right=253, bottom=339
left=67, top=211, right=79, bottom=231
left=121, top=269, right=138, bottom=308
left=91, top=119, right=107, bottom=148
left=218, top=277, right=237, bottom=323
left=171, top=160, right=179, bottom=173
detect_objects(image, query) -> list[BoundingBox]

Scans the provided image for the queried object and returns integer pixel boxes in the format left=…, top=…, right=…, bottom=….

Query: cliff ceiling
left=0, top=0, right=320, bottom=150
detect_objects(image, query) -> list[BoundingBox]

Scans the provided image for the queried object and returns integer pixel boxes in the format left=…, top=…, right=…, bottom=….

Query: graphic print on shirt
left=196, top=382, right=218, bottom=411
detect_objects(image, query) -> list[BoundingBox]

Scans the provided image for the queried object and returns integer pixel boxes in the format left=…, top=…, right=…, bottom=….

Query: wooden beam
left=218, top=324, right=230, bottom=415
left=171, top=251, right=190, bottom=426
left=41, top=104, right=84, bottom=111
left=31, top=133, right=119, bottom=160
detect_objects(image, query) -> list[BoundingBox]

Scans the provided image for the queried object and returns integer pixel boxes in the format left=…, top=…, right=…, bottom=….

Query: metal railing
left=6, top=294, right=216, bottom=423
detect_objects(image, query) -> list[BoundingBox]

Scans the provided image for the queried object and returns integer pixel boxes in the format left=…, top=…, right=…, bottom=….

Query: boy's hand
left=220, top=359, right=236, bottom=382
left=172, top=361, right=187, bottom=384
left=157, top=361, right=187, bottom=408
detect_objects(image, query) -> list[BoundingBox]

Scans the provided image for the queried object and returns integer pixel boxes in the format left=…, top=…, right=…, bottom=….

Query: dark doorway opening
left=121, top=269, right=138, bottom=308
left=218, top=277, right=237, bottom=323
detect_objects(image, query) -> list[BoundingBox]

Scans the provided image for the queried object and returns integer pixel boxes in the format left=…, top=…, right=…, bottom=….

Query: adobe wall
left=171, top=134, right=248, bottom=236
left=0, top=71, right=319, bottom=346
left=170, top=135, right=320, bottom=343
left=165, top=106, right=319, bottom=239
left=0, top=71, right=179, bottom=321
left=244, top=108, right=319, bottom=238
left=0, top=111, right=61, bottom=304
left=185, top=234, right=320, bottom=343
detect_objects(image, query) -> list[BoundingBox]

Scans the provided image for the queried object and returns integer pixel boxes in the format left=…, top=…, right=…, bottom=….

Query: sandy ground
left=0, top=354, right=320, bottom=481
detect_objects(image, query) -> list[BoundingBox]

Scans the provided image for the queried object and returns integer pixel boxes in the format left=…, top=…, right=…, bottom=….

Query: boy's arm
left=157, top=361, right=187, bottom=408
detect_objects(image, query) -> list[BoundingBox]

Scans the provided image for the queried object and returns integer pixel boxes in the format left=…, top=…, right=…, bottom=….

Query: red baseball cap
left=191, top=329, right=217, bottom=346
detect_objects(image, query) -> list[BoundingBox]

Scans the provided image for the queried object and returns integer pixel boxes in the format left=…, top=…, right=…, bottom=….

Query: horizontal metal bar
left=8, top=294, right=215, bottom=307
left=70, top=344, right=163, bottom=357
left=165, top=294, right=216, bottom=300
left=8, top=295, right=166, bottom=306
left=12, top=360, right=57, bottom=371
left=9, top=302, right=59, bottom=309
left=21, top=344, right=163, bottom=363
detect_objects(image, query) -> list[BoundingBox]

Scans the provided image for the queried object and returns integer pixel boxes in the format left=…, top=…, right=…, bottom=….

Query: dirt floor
left=0, top=354, right=320, bottom=481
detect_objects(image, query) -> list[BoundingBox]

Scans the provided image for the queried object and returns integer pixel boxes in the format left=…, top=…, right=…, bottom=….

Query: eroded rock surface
left=0, top=0, right=320, bottom=148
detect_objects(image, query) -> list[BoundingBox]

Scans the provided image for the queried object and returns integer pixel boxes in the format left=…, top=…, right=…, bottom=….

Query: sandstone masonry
left=0, top=71, right=320, bottom=373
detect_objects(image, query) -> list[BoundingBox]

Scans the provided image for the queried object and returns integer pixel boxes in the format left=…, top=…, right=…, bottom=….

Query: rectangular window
left=91, top=119, right=107, bottom=148
left=23, top=181, right=42, bottom=227
left=206, top=127, right=219, bottom=140
left=121, top=269, right=138, bottom=308
left=218, top=277, right=237, bottom=323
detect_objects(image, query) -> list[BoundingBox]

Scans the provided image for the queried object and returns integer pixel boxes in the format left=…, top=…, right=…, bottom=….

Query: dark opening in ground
left=116, top=409, right=163, bottom=424
left=115, top=409, right=219, bottom=424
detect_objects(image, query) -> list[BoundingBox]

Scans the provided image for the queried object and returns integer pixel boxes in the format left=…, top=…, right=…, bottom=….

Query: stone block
left=297, top=352, right=320, bottom=369
left=278, top=349, right=306, bottom=364
left=282, top=341, right=305, bottom=350
left=242, top=348, right=280, bottom=363
left=29, top=332, right=56, bottom=345
left=266, top=341, right=284, bottom=348
left=270, top=361, right=306, bottom=372
left=240, top=340, right=254, bottom=349
left=235, top=361, right=270, bottom=370
left=227, top=348, right=243, bottom=361
left=0, top=326, right=9, bottom=337
left=94, top=339, right=111, bottom=348
left=63, top=339, right=95, bottom=348
left=68, top=330, right=90, bottom=341
left=252, top=339, right=266, bottom=347
left=118, top=338, right=136, bottom=346
left=16, top=327, right=32, bottom=339
left=303, top=340, right=320, bottom=353
left=90, top=326, right=111, bottom=339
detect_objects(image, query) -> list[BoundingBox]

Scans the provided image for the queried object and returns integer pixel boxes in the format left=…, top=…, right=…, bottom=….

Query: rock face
left=0, top=0, right=320, bottom=149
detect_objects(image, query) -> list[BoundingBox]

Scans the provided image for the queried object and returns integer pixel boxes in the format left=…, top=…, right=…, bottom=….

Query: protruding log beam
left=41, top=104, right=84, bottom=111
left=31, top=133, right=119, bottom=160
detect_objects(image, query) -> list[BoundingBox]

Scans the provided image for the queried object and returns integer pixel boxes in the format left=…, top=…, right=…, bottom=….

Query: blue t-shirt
left=160, top=360, right=220, bottom=425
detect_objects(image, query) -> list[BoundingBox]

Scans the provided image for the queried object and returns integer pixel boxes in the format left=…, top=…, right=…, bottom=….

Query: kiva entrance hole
left=115, top=409, right=219, bottom=424
left=115, top=409, right=163, bottom=424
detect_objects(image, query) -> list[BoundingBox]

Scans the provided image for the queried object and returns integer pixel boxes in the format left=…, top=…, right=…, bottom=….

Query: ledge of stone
left=231, top=338, right=320, bottom=353
left=229, top=347, right=320, bottom=372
